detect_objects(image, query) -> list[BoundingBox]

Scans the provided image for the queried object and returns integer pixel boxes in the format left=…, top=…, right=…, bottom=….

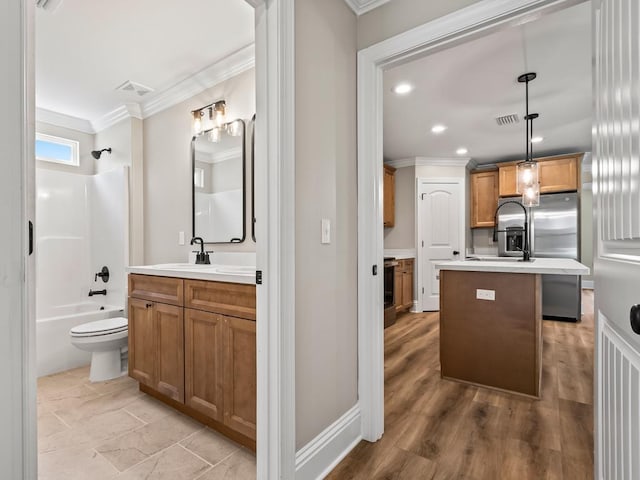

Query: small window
left=194, top=167, right=205, bottom=189
left=35, top=133, right=79, bottom=166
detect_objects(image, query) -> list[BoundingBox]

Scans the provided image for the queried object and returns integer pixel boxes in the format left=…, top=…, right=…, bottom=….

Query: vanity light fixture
left=456, top=147, right=468, bottom=155
left=516, top=72, right=540, bottom=207
left=431, top=124, right=447, bottom=134
left=392, top=83, right=414, bottom=95
left=192, top=100, right=227, bottom=135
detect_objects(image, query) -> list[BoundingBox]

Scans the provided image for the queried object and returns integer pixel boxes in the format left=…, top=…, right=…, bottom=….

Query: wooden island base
left=439, top=270, right=542, bottom=397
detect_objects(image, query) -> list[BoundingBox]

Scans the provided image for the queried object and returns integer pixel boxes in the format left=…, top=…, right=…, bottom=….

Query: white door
left=593, top=0, right=640, bottom=478
left=418, top=181, right=462, bottom=311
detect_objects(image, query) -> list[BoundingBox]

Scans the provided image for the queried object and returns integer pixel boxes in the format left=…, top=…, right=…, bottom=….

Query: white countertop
left=436, top=257, right=590, bottom=275
left=127, top=264, right=256, bottom=285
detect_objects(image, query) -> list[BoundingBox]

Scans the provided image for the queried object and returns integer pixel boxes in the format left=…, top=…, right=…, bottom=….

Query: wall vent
left=115, top=80, right=154, bottom=97
left=495, top=114, right=519, bottom=126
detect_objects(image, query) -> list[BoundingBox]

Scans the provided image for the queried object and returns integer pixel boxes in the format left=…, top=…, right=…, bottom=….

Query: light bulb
left=193, top=111, right=203, bottom=134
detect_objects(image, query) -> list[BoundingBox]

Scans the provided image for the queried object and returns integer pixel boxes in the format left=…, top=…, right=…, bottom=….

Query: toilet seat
left=70, top=317, right=128, bottom=338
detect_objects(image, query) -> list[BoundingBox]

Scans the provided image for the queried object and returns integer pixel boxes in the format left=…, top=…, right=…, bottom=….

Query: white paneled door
left=418, top=180, right=462, bottom=311
left=593, top=0, right=640, bottom=478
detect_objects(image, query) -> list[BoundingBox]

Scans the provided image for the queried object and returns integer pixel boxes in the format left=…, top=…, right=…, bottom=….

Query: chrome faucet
left=190, top=237, right=212, bottom=265
left=493, top=201, right=531, bottom=262
left=88, top=289, right=107, bottom=297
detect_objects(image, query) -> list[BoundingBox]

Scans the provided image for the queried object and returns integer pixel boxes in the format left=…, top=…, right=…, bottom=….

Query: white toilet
left=70, top=317, right=129, bottom=382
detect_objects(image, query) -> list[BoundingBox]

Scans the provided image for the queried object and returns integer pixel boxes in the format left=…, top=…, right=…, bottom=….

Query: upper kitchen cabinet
left=383, top=164, right=396, bottom=227
left=498, top=154, right=581, bottom=197
left=471, top=170, right=499, bottom=228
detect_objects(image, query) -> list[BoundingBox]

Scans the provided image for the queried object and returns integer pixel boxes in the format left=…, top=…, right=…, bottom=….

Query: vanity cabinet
left=383, top=164, right=396, bottom=227
left=128, top=273, right=256, bottom=449
left=394, top=258, right=414, bottom=313
left=128, top=277, right=185, bottom=403
left=470, top=170, right=499, bottom=228
left=498, top=154, right=581, bottom=197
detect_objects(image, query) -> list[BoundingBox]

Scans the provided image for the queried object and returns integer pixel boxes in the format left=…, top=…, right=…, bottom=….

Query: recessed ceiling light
left=392, top=83, right=414, bottom=95
left=431, top=124, right=447, bottom=134
left=456, top=147, right=468, bottom=155
left=531, top=136, right=543, bottom=143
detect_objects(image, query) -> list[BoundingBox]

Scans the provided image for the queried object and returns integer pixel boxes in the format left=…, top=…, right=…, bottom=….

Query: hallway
left=328, top=291, right=594, bottom=479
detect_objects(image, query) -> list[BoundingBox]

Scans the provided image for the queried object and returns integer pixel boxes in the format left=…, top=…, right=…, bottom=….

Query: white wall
left=143, top=68, right=256, bottom=264
left=295, top=0, right=358, bottom=449
left=357, top=0, right=482, bottom=49
left=35, top=121, right=96, bottom=175
left=383, top=166, right=415, bottom=249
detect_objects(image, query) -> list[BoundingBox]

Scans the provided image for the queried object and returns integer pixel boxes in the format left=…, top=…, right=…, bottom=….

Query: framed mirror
left=192, top=119, right=246, bottom=243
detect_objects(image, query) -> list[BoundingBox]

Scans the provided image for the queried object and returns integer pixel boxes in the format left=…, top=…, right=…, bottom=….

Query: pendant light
left=516, top=72, right=540, bottom=207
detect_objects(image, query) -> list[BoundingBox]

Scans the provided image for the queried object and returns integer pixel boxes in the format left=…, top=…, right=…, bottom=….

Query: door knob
left=631, top=305, right=640, bottom=335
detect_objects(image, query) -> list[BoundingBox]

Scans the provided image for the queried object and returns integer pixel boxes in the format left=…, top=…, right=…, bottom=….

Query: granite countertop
left=127, top=264, right=256, bottom=285
left=435, top=257, right=589, bottom=276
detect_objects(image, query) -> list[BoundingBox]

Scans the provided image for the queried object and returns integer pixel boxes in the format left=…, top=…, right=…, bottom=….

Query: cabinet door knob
left=631, top=304, right=640, bottom=335
left=453, top=251, right=460, bottom=255
left=146, top=303, right=153, bottom=308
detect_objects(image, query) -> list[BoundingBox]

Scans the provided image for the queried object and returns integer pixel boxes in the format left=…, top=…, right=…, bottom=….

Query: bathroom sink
left=150, top=263, right=216, bottom=270
left=215, top=266, right=256, bottom=275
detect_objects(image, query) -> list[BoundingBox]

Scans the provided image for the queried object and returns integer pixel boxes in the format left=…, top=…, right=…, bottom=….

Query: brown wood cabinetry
left=498, top=154, right=581, bottom=197
left=470, top=170, right=499, bottom=228
left=128, top=273, right=256, bottom=449
left=383, top=164, right=396, bottom=227
left=393, top=258, right=414, bottom=313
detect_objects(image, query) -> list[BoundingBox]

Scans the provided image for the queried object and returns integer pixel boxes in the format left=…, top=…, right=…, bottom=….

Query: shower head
left=91, top=148, right=112, bottom=159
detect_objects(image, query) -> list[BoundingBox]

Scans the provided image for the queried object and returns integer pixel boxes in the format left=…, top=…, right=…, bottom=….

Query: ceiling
left=36, top=0, right=254, bottom=125
left=383, top=2, right=592, bottom=165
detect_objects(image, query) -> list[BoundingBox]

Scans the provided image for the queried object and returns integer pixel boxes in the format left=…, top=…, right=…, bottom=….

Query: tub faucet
left=89, top=289, right=107, bottom=297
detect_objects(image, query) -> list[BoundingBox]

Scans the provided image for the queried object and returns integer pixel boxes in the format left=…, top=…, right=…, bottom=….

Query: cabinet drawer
left=185, top=280, right=256, bottom=320
left=129, top=274, right=184, bottom=306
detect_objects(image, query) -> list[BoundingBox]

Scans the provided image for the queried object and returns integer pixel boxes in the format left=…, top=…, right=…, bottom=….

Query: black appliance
left=384, top=258, right=398, bottom=328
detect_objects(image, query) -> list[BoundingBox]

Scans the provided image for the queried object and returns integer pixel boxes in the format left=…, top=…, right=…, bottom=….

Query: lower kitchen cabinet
left=394, top=259, right=414, bottom=313
left=128, top=297, right=184, bottom=403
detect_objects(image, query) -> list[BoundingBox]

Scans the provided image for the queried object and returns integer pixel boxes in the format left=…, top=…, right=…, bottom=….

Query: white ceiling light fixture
left=531, top=136, right=543, bottom=143
left=431, top=124, right=447, bottom=134
left=392, top=83, right=414, bottom=95
left=456, top=147, right=468, bottom=155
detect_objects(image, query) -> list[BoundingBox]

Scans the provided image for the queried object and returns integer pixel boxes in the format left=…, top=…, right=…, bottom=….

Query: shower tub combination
left=36, top=303, right=126, bottom=377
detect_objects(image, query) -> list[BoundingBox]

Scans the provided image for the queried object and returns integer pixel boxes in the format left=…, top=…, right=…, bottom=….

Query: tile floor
left=38, top=366, right=256, bottom=480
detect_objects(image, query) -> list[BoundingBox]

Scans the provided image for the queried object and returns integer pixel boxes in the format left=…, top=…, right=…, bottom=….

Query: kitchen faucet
left=190, top=236, right=212, bottom=265
left=493, top=201, right=531, bottom=262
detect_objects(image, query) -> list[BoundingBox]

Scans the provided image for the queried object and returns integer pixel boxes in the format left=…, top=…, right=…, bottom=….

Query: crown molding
left=40, top=43, right=255, bottom=134
left=343, top=0, right=392, bottom=15
left=212, top=146, right=243, bottom=163
left=385, top=156, right=473, bottom=169
left=35, top=108, right=95, bottom=134
left=141, top=43, right=255, bottom=119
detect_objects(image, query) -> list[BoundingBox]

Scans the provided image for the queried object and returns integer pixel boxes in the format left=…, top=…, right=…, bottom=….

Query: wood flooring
left=327, top=290, right=594, bottom=480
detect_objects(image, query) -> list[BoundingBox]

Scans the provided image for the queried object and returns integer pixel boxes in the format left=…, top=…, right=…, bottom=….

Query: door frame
left=415, top=177, right=465, bottom=312
left=10, top=0, right=298, bottom=478
left=357, top=0, right=586, bottom=442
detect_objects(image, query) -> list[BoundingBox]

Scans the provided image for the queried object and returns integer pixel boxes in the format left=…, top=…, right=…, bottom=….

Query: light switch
left=476, top=289, right=495, bottom=301
left=179, top=231, right=185, bottom=245
left=321, top=218, right=331, bottom=244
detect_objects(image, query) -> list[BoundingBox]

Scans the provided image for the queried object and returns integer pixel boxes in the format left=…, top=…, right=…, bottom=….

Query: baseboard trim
left=410, top=300, right=419, bottom=313
left=295, top=403, right=362, bottom=479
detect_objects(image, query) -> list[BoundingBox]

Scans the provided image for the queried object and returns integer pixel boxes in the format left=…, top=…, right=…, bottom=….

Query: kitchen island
left=436, top=258, right=589, bottom=398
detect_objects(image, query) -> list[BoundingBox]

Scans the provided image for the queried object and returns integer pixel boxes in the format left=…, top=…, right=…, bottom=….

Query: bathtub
left=37, top=303, right=125, bottom=377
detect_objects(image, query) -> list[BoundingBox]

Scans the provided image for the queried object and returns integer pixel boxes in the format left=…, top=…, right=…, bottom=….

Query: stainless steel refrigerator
left=497, top=192, right=581, bottom=321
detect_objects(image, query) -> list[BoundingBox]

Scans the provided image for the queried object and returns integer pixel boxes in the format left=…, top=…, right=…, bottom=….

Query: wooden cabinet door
left=185, top=308, right=224, bottom=421
left=383, top=165, right=396, bottom=227
left=394, top=265, right=403, bottom=312
left=471, top=170, right=499, bottom=227
left=128, top=298, right=155, bottom=388
left=402, top=260, right=414, bottom=310
left=154, top=303, right=184, bottom=403
left=539, top=156, right=578, bottom=193
left=223, top=316, right=256, bottom=440
left=498, top=165, right=518, bottom=197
